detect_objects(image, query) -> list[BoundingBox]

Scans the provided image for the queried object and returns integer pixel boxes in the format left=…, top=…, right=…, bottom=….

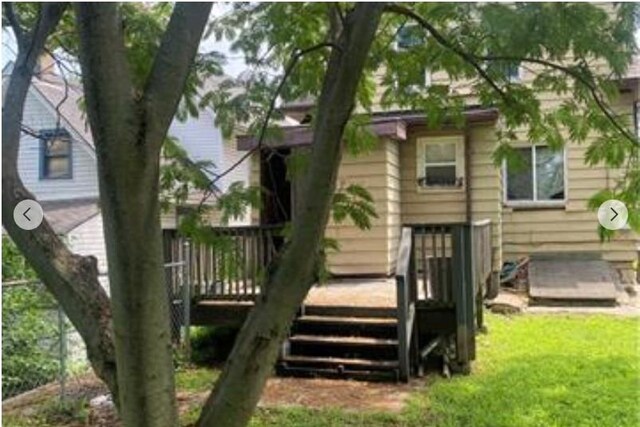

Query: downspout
left=464, top=124, right=472, bottom=223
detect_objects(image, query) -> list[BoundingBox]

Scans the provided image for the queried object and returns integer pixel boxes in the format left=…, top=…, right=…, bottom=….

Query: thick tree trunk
left=96, top=145, right=177, bottom=426
left=74, top=5, right=178, bottom=426
left=196, top=4, right=385, bottom=427
left=74, top=4, right=212, bottom=426
left=1, top=3, right=119, bottom=399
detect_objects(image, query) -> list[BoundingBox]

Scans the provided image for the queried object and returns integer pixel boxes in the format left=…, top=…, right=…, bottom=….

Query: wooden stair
left=277, top=305, right=400, bottom=381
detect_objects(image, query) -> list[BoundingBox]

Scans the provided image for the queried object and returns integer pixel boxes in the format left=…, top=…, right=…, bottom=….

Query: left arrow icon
left=13, top=200, right=44, bottom=230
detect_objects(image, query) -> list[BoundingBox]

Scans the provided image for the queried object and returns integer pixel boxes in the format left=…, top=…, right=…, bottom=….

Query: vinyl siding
left=67, top=214, right=107, bottom=273
left=399, top=125, right=503, bottom=271
left=19, top=87, right=99, bottom=201
left=501, top=91, right=639, bottom=275
left=326, top=139, right=398, bottom=276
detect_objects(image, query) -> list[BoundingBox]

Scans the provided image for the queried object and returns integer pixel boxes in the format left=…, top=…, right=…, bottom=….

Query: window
left=396, top=25, right=424, bottom=50
left=40, top=130, right=72, bottom=179
left=505, top=146, right=565, bottom=204
left=417, top=136, right=464, bottom=188
left=505, top=62, right=522, bottom=82
left=486, top=58, right=522, bottom=82
left=395, top=25, right=431, bottom=89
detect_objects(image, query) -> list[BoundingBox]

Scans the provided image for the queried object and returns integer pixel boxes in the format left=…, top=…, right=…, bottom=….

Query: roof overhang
left=237, top=107, right=499, bottom=151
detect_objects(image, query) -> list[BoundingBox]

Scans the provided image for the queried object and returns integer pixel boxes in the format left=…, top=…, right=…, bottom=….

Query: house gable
left=18, top=85, right=100, bottom=201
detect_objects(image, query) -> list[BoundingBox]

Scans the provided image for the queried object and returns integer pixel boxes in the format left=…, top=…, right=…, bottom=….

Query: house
left=237, top=57, right=640, bottom=286
left=3, top=59, right=251, bottom=280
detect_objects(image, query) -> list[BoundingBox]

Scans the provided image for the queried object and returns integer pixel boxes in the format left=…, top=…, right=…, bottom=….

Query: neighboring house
left=3, top=60, right=250, bottom=278
left=238, top=56, right=640, bottom=284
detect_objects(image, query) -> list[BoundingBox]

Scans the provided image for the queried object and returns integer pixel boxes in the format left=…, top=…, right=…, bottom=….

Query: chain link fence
left=2, top=279, right=91, bottom=402
left=2, top=257, right=191, bottom=404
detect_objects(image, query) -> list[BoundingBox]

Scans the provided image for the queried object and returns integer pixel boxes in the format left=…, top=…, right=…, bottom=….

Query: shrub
left=2, top=237, right=60, bottom=398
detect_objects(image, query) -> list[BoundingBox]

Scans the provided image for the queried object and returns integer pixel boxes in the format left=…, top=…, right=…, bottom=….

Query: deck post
left=182, top=239, right=192, bottom=361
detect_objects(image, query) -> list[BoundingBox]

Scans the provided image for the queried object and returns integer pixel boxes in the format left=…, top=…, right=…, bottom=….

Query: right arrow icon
left=598, top=199, right=628, bottom=231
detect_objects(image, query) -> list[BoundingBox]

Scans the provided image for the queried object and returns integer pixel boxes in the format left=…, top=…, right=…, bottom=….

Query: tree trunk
left=74, top=4, right=211, bottom=425
left=196, top=4, right=385, bottom=427
left=74, top=5, right=177, bottom=426
left=1, top=3, right=119, bottom=399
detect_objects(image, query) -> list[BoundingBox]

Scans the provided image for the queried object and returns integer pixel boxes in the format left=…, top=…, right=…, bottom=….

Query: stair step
left=293, top=315, right=398, bottom=339
left=298, top=315, right=397, bottom=325
left=303, top=305, right=396, bottom=319
left=281, top=355, right=398, bottom=370
left=276, top=364, right=399, bottom=382
left=289, top=335, right=398, bottom=346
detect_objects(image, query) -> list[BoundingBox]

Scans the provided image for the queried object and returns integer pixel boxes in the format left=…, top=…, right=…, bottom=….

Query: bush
left=190, top=326, right=239, bottom=365
left=2, top=237, right=60, bottom=398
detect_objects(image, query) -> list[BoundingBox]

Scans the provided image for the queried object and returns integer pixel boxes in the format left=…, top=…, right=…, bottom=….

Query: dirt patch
left=4, top=373, right=417, bottom=425
left=260, top=377, right=414, bottom=412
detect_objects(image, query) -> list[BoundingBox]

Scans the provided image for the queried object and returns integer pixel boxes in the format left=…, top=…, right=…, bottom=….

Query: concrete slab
left=305, top=278, right=396, bottom=307
left=529, top=257, right=618, bottom=302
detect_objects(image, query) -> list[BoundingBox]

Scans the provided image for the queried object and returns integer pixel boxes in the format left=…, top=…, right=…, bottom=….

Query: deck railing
left=395, top=227, right=418, bottom=381
left=397, top=220, right=492, bottom=377
left=163, top=225, right=283, bottom=300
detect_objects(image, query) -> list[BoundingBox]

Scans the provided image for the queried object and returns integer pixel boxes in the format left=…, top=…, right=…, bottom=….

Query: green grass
left=251, top=314, right=640, bottom=427
left=175, top=366, right=219, bottom=393
left=4, top=314, right=639, bottom=427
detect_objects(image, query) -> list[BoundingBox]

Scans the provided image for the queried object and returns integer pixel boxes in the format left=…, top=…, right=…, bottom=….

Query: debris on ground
left=500, top=258, right=529, bottom=291
left=486, top=289, right=527, bottom=315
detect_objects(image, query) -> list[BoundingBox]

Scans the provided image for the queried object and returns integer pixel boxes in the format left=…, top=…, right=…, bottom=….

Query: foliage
left=209, top=3, right=640, bottom=240
left=2, top=236, right=37, bottom=281
left=332, top=184, right=378, bottom=231
left=2, top=237, right=59, bottom=398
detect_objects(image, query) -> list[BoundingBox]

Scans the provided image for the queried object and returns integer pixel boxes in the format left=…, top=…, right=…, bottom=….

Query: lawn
left=4, top=314, right=639, bottom=427
left=248, top=314, right=640, bottom=427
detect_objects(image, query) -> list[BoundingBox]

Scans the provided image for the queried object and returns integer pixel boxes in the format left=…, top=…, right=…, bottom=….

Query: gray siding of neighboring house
left=18, top=88, right=99, bottom=201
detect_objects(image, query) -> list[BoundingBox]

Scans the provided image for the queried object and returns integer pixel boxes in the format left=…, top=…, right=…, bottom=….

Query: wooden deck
left=168, top=221, right=494, bottom=381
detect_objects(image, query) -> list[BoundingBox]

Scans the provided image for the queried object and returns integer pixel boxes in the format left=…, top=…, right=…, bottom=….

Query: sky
left=1, top=4, right=248, bottom=77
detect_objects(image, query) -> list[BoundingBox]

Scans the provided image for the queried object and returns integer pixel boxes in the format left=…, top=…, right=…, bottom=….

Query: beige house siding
left=501, top=90, right=639, bottom=276
left=386, top=140, right=402, bottom=273
left=399, top=125, right=503, bottom=271
left=326, top=139, right=398, bottom=276
left=400, top=129, right=467, bottom=224
left=469, top=126, right=504, bottom=271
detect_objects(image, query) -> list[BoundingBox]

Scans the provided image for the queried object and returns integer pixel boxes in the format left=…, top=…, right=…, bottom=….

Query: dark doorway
left=260, top=148, right=292, bottom=225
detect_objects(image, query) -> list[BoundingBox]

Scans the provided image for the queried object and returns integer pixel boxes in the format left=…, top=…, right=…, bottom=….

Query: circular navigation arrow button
left=13, top=199, right=44, bottom=231
left=597, top=199, right=628, bottom=231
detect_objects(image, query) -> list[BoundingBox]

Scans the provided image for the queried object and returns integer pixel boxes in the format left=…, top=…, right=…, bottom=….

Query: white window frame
left=416, top=135, right=465, bottom=192
left=503, top=144, right=568, bottom=207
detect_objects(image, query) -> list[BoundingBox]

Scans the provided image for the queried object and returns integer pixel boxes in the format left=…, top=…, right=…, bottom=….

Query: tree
left=2, top=3, right=638, bottom=427
left=3, top=2, right=212, bottom=425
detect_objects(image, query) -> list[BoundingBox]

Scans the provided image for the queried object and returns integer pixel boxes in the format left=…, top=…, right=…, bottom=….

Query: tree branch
left=472, top=54, right=639, bottom=146
left=2, top=2, right=119, bottom=398
left=74, top=3, right=136, bottom=153
left=142, top=2, right=213, bottom=151
left=196, top=42, right=339, bottom=209
left=384, top=3, right=511, bottom=105
left=385, top=4, right=637, bottom=148
left=3, top=2, right=25, bottom=48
